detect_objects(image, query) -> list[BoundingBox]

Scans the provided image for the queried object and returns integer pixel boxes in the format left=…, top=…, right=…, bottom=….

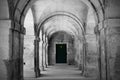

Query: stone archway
left=1, top=0, right=41, bottom=80
left=0, top=0, right=102, bottom=80
left=1, top=0, right=120, bottom=80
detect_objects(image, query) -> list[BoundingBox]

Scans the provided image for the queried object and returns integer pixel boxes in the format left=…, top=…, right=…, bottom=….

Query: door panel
left=56, top=44, right=67, bottom=63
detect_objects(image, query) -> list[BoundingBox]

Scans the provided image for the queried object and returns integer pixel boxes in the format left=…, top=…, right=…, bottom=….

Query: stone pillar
left=96, top=19, right=120, bottom=80
left=41, top=34, right=47, bottom=70
left=44, top=36, right=48, bottom=68
left=41, top=41, right=45, bottom=71
left=0, top=0, right=10, bottom=79
left=98, top=0, right=120, bottom=80
left=82, top=42, right=86, bottom=75
left=43, top=41, right=46, bottom=69
left=0, top=20, right=11, bottom=80
left=1, top=20, right=25, bottom=80
left=45, top=43, right=48, bottom=67
left=84, top=34, right=98, bottom=78
left=97, top=19, right=120, bottom=80
left=105, top=19, right=120, bottom=80
left=34, top=37, right=40, bottom=77
left=96, top=21, right=107, bottom=80
left=44, top=42, right=47, bottom=68
left=77, top=38, right=83, bottom=70
left=9, top=23, right=25, bottom=80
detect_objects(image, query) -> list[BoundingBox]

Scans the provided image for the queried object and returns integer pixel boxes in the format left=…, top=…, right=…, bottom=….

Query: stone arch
left=37, top=11, right=85, bottom=37
left=5, top=0, right=41, bottom=79
left=40, top=14, right=83, bottom=38
left=48, top=31, right=75, bottom=64
left=36, top=11, right=88, bottom=74
left=20, top=0, right=104, bottom=79
left=12, top=0, right=42, bottom=78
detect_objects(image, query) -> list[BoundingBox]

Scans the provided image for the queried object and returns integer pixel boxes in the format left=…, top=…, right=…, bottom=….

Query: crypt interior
left=0, top=0, right=120, bottom=80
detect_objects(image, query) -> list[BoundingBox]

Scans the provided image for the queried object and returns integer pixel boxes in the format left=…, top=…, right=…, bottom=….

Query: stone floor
left=24, top=64, right=96, bottom=80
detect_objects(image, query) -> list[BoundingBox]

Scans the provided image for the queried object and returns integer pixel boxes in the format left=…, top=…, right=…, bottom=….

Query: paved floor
left=24, top=64, right=96, bottom=80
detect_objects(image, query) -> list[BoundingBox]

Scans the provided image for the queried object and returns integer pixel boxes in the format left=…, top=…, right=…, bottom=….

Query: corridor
left=0, top=0, right=120, bottom=80
left=25, top=64, right=95, bottom=80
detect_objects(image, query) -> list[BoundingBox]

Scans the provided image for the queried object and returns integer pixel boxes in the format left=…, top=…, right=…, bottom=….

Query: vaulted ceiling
left=24, top=0, right=101, bottom=40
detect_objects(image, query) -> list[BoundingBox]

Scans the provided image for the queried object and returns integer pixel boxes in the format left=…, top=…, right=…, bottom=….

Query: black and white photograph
left=0, top=0, right=120, bottom=80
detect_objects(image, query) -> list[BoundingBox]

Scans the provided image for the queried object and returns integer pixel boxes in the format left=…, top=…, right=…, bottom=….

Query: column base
left=78, top=64, right=82, bottom=70
left=40, top=66, right=45, bottom=71
left=45, top=64, right=48, bottom=68
left=35, top=68, right=40, bottom=77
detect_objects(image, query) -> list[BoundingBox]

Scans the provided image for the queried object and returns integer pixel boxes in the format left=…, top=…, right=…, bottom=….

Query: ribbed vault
left=31, top=0, right=89, bottom=38
left=23, top=0, right=99, bottom=78
left=41, top=15, right=83, bottom=40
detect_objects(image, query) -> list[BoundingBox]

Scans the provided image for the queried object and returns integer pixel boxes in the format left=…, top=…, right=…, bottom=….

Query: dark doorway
left=56, top=44, right=67, bottom=63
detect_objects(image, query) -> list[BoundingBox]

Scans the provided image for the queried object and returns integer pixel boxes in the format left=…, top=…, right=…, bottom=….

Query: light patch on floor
left=24, top=64, right=96, bottom=80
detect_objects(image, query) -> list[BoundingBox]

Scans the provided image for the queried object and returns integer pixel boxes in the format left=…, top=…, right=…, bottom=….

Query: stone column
left=41, top=41, right=45, bottom=71
left=44, top=42, right=47, bottom=68
left=44, top=36, right=48, bottom=68
left=45, top=43, right=48, bottom=67
left=84, top=34, right=98, bottom=77
left=44, top=41, right=49, bottom=68
left=97, top=19, right=120, bottom=80
left=34, top=37, right=40, bottom=77
left=0, top=0, right=11, bottom=79
left=1, top=20, right=26, bottom=80
left=77, top=38, right=83, bottom=70
left=105, top=19, right=120, bottom=80
left=98, top=0, right=120, bottom=80
left=96, top=21, right=106, bottom=80
left=82, top=42, right=86, bottom=75
left=42, top=34, right=47, bottom=69
left=43, top=41, right=46, bottom=69
left=0, top=20, right=11, bottom=80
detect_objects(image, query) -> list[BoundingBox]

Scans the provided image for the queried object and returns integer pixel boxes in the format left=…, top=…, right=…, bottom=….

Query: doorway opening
left=56, top=44, right=67, bottom=63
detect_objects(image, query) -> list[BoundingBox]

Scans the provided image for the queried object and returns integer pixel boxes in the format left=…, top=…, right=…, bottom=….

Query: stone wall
left=48, top=32, right=75, bottom=65
left=23, top=35, right=34, bottom=70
